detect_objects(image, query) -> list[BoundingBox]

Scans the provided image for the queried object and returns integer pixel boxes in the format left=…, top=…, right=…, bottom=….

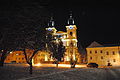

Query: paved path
left=19, top=68, right=120, bottom=80
left=1, top=64, right=120, bottom=80
left=106, top=68, right=120, bottom=80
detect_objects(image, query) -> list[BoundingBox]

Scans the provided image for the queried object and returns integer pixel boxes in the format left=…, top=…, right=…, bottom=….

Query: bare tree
left=0, top=1, right=50, bottom=67
left=16, top=25, right=46, bottom=74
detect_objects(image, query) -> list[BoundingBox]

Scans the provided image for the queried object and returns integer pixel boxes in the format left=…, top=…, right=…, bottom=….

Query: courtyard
left=0, top=64, right=120, bottom=80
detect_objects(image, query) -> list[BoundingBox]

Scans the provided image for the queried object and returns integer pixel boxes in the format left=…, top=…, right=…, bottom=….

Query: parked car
left=87, top=63, right=98, bottom=68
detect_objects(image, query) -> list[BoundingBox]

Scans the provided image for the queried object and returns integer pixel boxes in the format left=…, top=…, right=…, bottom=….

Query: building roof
left=87, top=41, right=120, bottom=48
left=87, top=41, right=103, bottom=48
left=55, top=31, right=67, bottom=35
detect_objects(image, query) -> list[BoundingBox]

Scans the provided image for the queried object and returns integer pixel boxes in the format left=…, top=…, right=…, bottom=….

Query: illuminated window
left=90, top=57, right=92, bottom=60
left=106, top=52, right=109, bottom=55
left=100, top=50, right=103, bottom=53
left=113, top=59, right=116, bottom=62
left=16, top=53, right=19, bottom=55
left=101, top=56, right=103, bottom=59
left=112, top=51, right=115, bottom=55
left=74, top=43, right=76, bottom=46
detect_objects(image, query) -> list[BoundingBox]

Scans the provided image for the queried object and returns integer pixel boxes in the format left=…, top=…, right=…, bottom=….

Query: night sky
left=0, top=0, right=119, bottom=48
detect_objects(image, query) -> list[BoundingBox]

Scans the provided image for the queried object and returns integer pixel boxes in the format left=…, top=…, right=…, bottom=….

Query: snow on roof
left=87, top=41, right=103, bottom=48
left=57, top=31, right=65, bottom=33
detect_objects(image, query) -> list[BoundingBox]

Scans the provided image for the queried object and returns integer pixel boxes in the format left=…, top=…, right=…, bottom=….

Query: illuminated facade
left=86, top=41, right=120, bottom=66
left=5, top=51, right=27, bottom=63
left=5, top=13, right=81, bottom=64
left=33, top=51, right=54, bottom=64
left=46, top=13, right=80, bottom=63
left=5, top=50, right=53, bottom=64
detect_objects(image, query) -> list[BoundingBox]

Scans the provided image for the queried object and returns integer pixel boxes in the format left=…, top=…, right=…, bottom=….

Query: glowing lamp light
left=32, top=63, right=87, bottom=68
left=1, top=50, right=4, bottom=52
left=58, top=64, right=71, bottom=68
left=16, top=54, right=19, bottom=55
left=34, top=63, right=41, bottom=66
left=10, top=52, right=12, bottom=54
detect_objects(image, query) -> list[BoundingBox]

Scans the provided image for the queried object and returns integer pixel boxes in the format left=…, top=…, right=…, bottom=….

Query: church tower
left=66, top=12, right=77, bottom=43
left=64, top=12, right=80, bottom=62
left=46, top=16, right=57, bottom=34
left=45, top=16, right=57, bottom=62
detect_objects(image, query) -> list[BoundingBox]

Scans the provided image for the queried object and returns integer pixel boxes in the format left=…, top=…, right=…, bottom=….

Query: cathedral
left=5, top=13, right=81, bottom=64
left=45, top=13, right=81, bottom=63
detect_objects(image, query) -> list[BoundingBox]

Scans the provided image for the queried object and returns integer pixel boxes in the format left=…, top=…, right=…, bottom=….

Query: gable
left=87, top=41, right=103, bottom=48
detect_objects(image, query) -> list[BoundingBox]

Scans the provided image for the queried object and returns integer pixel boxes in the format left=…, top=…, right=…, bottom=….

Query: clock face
left=48, top=28, right=52, bottom=31
left=69, top=26, right=73, bottom=29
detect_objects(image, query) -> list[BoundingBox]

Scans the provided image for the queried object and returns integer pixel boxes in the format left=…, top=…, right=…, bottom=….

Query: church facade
left=5, top=13, right=81, bottom=64
left=45, top=13, right=81, bottom=63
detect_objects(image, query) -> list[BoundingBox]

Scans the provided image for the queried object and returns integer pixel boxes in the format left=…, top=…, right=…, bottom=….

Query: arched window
left=90, top=51, right=92, bottom=54
left=70, top=32, right=73, bottom=36
left=70, top=42, right=73, bottom=47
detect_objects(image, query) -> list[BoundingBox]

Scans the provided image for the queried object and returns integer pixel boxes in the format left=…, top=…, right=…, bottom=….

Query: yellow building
left=86, top=41, right=120, bottom=66
left=5, top=51, right=26, bottom=63
left=5, top=13, right=81, bottom=64
left=5, top=50, right=52, bottom=64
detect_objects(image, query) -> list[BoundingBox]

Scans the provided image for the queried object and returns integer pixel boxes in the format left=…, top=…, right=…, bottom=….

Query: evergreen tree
left=48, top=39, right=66, bottom=67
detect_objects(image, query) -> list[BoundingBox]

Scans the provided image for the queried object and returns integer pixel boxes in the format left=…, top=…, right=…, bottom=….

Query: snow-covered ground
left=0, top=64, right=120, bottom=80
